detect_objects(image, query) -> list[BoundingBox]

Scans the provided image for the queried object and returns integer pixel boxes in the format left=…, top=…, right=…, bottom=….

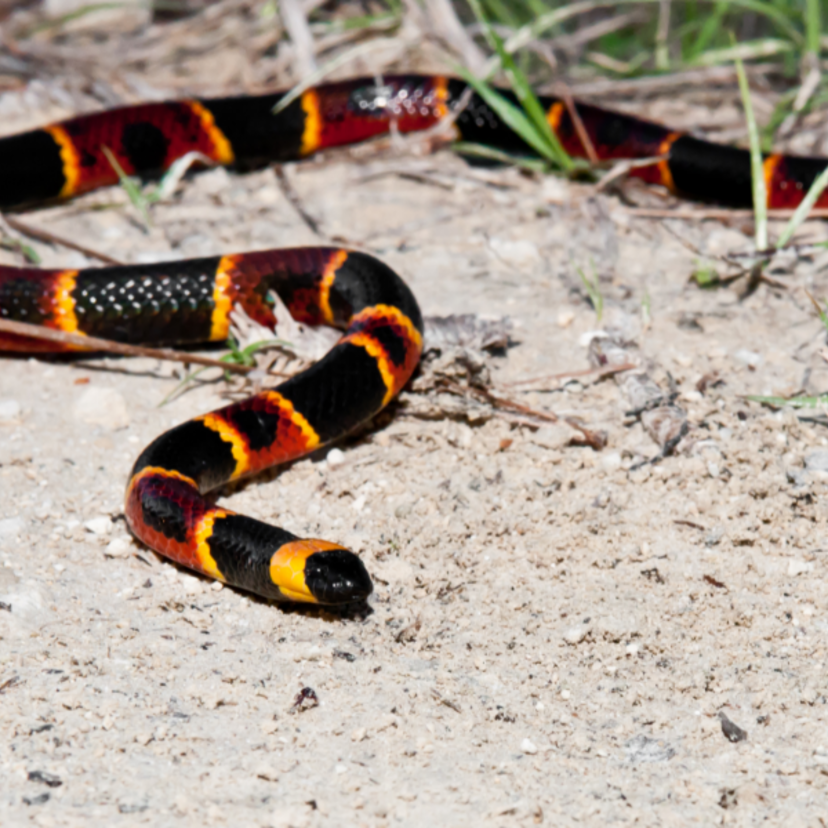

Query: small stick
left=503, top=361, right=636, bottom=388
left=595, top=155, right=669, bottom=192
left=3, top=214, right=125, bottom=266
left=0, top=318, right=252, bottom=374
left=442, top=379, right=606, bottom=448
left=556, top=82, right=598, bottom=165
left=273, top=165, right=323, bottom=237
left=627, top=206, right=828, bottom=220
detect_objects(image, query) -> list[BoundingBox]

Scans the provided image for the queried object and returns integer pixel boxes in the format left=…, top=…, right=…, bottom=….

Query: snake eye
left=304, top=548, right=373, bottom=604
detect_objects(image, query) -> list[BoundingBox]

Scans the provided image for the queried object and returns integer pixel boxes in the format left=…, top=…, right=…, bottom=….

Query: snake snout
left=304, top=548, right=373, bottom=604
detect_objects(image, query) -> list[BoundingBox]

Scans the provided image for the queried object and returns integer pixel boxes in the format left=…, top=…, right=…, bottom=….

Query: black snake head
left=303, top=548, right=373, bottom=604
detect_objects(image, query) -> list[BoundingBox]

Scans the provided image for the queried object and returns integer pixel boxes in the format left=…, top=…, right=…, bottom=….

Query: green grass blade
left=159, top=337, right=292, bottom=406
left=0, top=235, right=41, bottom=264
left=101, top=145, right=152, bottom=228
left=575, top=260, right=603, bottom=322
left=747, top=394, right=828, bottom=409
left=497, top=0, right=802, bottom=65
left=466, top=0, right=574, bottom=170
left=733, top=46, right=768, bottom=252
left=451, top=141, right=551, bottom=172
left=805, top=0, right=822, bottom=58
left=686, top=0, right=728, bottom=61
left=481, top=0, right=521, bottom=27
left=455, top=65, right=567, bottom=167
left=692, top=37, right=795, bottom=66
left=498, top=0, right=611, bottom=66
left=655, top=0, right=671, bottom=70
left=692, top=261, right=721, bottom=287
left=803, top=289, right=828, bottom=334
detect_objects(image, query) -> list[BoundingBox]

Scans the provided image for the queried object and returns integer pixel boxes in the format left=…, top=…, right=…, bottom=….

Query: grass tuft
left=575, top=259, right=604, bottom=322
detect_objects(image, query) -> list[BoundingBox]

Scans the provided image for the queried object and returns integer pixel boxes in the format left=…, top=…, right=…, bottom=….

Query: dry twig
left=0, top=318, right=252, bottom=375
left=3, top=214, right=124, bottom=265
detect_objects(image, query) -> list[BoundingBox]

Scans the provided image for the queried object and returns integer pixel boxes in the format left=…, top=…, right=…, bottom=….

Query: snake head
left=304, top=547, right=373, bottom=604
left=270, top=540, right=372, bottom=604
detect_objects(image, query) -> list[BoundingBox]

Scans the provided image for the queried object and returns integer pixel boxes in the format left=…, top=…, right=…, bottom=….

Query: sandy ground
left=4, top=21, right=828, bottom=828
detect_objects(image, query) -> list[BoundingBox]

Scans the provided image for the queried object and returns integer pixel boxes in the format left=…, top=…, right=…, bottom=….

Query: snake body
left=1, top=74, right=825, bottom=602
left=1, top=74, right=826, bottom=213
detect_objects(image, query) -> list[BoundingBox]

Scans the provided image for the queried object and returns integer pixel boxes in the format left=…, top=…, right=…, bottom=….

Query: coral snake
left=1, top=74, right=826, bottom=604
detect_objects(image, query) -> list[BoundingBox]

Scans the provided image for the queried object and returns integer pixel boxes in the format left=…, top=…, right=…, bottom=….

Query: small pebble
left=73, top=387, right=130, bottom=429
left=788, top=560, right=814, bottom=577
left=532, top=423, right=576, bottom=450
left=85, top=517, right=113, bottom=535
left=805, top=450, right=828, bottom=472
left=600, top=452, right=622, bottom=472
left=326, top=448, right=346, bottom=469
left=0, top=399, right=21, bottom=421
left=705, top=527, right=725, bottom=546
left=562, top=624, right=590, bottom=645
left=0, top=517, right=24, bottom=538
left=542, top=177, right=568, bottom=204
left=255, top=764, right=279, bottom=782
left=718, top=711, right=747, bottom=743
left=557, top=309, right=575, bottom=328
left=105, top=536, right=132, bottom=557
left=734, top=349, right=762, bottom=369
left=520, top=738, right=538, bottom=755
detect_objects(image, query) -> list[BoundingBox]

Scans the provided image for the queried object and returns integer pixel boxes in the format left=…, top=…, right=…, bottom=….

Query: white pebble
left=542, top=177, right=568, bottom=205
left=0, top=399, right=21, bottom=421
left=255, top=764, right=279, bottom=782
left=520, top=738, right=538, bottom=755
left=73, top=387, right=130, bottom=429
left=788, top=560, right=814, bottom=577
left=105, top=536, right=132, bottom=557
left=562, top=624, right=590, bottom=645
left=85, top=516, right=113, bottom=535
left=557, top=309, right=575, bottom=328
left=734, top=349, right=762, bottom=369
left=805, top=450, right=828, bottom=472
left=326, top=448, right=346, bottom=469
left=600, top=452, right=622, bottom=472
left=532, top=423, right=576, bottom=450
left=579, top=330, right=607, bottom=347
left=0, top=517, right=24, bottom=538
